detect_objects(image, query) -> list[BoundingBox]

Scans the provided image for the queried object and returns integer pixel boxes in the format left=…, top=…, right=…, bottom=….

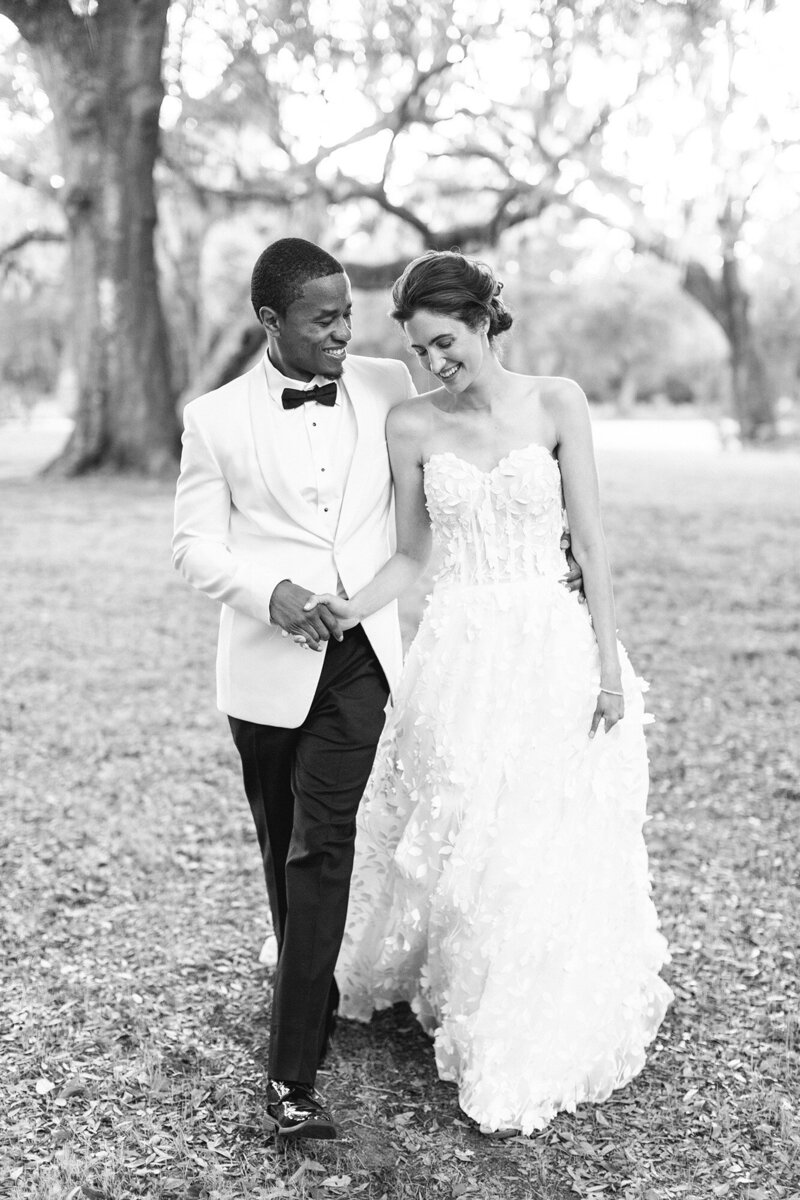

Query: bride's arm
left=306, top=402, right=432, bottom=624
left=552, top=380, right=625, bottom=737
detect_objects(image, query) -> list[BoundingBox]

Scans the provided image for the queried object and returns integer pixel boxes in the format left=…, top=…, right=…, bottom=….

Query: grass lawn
left=1, top=447, right=798, bottom=1200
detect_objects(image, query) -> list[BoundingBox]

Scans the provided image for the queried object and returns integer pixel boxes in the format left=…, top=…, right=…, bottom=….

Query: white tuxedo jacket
left=172, top=353, right=415, bottom=727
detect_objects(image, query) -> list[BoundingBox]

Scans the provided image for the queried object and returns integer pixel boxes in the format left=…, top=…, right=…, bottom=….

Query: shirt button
left=323, top=507, right=329, bottom=513
left=321, top=467, right=325, bottom=472
left=312, top=422, right=317, bottom=427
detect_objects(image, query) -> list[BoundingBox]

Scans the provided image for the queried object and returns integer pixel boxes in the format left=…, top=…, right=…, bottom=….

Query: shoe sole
left=264, top=1113, right=338, bottom=1140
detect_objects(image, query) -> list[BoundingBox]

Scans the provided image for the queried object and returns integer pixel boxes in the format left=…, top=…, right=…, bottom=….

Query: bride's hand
left=589, top=690, right=625, bottom=738
left=303, top=593, right=360, bottom=631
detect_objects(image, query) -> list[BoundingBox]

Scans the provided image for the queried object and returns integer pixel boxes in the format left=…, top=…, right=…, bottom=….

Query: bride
left=305, top=250, right=673, bottom=1135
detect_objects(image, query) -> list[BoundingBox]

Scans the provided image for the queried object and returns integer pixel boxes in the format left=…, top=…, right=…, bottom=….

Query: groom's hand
left=560, top=532, right=585, bottom=600
left=269, top=580, right=343, bottom=650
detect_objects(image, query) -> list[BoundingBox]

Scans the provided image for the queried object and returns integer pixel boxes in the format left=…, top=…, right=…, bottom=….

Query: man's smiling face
left=262, top=272, right=353, bottom=382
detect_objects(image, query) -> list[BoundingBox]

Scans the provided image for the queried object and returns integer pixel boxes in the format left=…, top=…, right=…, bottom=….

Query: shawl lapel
left=247, top=364, right=329, bottom=542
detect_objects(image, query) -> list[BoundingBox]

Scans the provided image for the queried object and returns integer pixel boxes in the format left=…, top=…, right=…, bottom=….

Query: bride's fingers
left=304, top=593, right=337, bottom=611
left=605, top=707, right=624, bottom=733
left=316, top=605, right=344, bottom=641
left=302, top=593, right=337, bottom=611
left=589, top=705, right=603, bottom=739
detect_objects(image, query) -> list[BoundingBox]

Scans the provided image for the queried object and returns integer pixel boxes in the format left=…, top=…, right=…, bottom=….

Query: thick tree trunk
left=683, top=249, right=776, bottom=442
left=616, top=365, right=638, bottom=414
left=719, top=252, right=775, bottom=442
left=10, top=0, right=176, bottom=475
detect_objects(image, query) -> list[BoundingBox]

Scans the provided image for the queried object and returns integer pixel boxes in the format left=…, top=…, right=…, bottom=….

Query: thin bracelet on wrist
left=600, top=686, right=624, bottom=697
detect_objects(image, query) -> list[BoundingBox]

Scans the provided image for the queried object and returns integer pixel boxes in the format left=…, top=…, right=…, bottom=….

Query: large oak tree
left=0, top=0, right=176, bottom=473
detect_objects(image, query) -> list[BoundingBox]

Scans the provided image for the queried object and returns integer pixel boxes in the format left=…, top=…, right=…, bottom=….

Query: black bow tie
left=281, top=382, right=338, bottom=409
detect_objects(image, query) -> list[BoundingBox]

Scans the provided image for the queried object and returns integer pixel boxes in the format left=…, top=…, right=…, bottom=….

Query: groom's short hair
left=251, top=238, right=344, bottom=317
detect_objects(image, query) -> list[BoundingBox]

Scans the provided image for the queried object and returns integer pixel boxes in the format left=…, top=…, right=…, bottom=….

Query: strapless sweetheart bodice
left=423, top=442, right=566, bottom=587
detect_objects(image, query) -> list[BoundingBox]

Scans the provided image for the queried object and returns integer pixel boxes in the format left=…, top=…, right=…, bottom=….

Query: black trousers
left=229, top=624, right=389, bottom=1085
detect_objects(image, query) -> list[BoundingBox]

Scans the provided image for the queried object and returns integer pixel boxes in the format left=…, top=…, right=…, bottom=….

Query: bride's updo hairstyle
left=390, top=250, right=513, bottom=342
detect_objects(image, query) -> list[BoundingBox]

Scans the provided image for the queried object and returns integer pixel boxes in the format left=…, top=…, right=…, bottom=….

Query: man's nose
left=333, top=317, right=352, bottom=343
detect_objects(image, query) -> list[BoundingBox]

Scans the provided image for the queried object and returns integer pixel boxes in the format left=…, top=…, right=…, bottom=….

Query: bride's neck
left=455, top=358, right=508, bottom=411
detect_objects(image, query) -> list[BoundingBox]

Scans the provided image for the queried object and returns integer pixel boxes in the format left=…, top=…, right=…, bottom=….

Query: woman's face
left=404, top=310, right=489, bottom=392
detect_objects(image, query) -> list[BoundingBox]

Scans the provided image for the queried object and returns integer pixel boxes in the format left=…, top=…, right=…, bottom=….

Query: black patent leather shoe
left=264, top=1079, right=338, bottom=1140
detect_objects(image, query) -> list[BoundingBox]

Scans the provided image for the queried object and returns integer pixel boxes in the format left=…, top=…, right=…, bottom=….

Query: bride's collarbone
left=426, top=400, right=557, bottom=471
left=427, top=428, right=557, bottom=474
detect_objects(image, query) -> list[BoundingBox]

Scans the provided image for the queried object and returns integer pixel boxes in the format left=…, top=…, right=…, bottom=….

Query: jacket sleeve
left=171, top=403, right=285, bottom=624
left=400, top=360, right=417, bottom=400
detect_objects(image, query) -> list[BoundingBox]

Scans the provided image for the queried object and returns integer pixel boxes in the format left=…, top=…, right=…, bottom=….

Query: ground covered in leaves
left=1, top=446, right=798, bottom=1200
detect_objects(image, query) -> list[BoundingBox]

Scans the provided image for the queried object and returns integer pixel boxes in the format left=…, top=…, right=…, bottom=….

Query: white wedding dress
left=337, top=443, right=673, bottom=1134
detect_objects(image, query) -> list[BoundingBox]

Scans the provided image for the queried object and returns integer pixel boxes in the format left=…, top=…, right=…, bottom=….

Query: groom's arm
left=172, top=403, right=283, bottom=622
left=171, top=401, right=294, bottom=625
left=172, top=403, right=342, bottom=642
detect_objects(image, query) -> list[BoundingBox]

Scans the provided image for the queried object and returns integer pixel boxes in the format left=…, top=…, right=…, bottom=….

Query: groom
left=172, top=238, right=415, bottom=1140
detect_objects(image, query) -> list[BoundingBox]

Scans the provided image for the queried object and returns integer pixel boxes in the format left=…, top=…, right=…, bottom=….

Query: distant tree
left=0, top=0, right=175, bottom=474
left=566, top=0, right=798, bottom=438
left=0, top=0, right=795, bottom=471
left=751, top=210, right=800, bottom=400
left=504, top=244, right=728, bottom=408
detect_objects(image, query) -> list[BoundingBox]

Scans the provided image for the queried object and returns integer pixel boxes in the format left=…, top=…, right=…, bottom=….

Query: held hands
left=589, top=688, right=625, bottom=739
left=559, top=532, right=585, bottom=600
left=303, top=593, right=360, bottom=633
left=269, top=580, right=343, bottom=652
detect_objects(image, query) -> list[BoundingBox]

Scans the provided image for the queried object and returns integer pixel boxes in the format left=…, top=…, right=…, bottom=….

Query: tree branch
left=342, top=258, right=411, bottom=290
left=387, top=55, right=455, bottom=133
left=567, top=198, right=727, bottom=328
left=331, top=179, right=434, bottom=243
left=159, top=152, right=296, bottom=207
left=0, top=227, right=65, bottom=263
left=427, top=144, right=515, bottom=180
left=306, top=53, right=455, bottom=174
left=0, top=155, right=58, bottom=197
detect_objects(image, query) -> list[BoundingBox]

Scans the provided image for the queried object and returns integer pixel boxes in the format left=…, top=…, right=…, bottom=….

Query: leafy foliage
left=2, top=2, right=800, bottom=442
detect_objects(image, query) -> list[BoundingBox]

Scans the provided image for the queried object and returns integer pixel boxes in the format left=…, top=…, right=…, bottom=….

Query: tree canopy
left=1, top=0, right=798, bottom=470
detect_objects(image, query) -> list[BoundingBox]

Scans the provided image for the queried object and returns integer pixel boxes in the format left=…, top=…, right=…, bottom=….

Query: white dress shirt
left=262, top=353, right=357, bottom=540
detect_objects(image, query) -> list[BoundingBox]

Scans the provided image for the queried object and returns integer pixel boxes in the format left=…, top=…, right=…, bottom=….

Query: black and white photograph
left=1, top=2, right=798, bottom=1198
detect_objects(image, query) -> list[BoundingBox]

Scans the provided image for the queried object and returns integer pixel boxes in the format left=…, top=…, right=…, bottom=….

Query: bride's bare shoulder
left=534, top=377, right=590, bottom=427
left=387, top=390, right=443, bottom=439
left=533, top=375, right=588, bottom=406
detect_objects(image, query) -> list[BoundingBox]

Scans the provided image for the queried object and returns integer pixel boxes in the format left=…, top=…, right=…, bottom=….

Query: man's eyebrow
left=315, top=304, right=352, bottom=317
